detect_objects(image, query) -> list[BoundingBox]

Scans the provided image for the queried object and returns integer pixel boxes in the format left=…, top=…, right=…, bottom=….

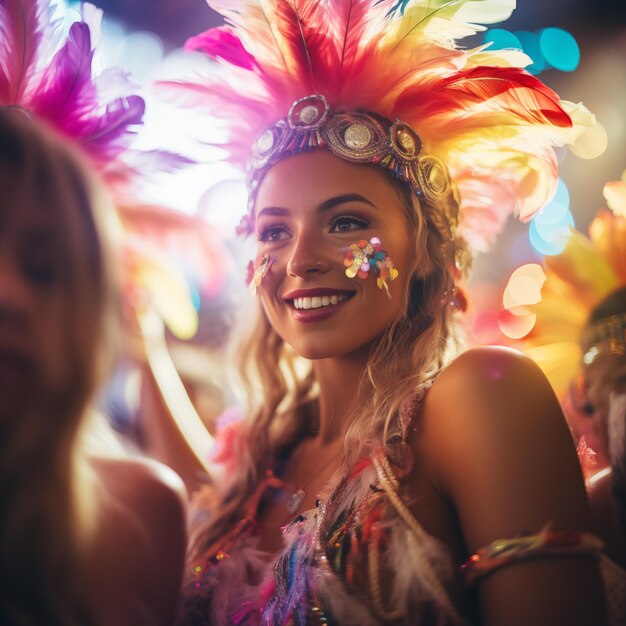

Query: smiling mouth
left=291, top=293, right=354, bottom=310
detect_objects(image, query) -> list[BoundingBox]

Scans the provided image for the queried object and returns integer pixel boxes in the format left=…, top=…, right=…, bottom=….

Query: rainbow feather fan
left=162, top=0, right=596, bottom=251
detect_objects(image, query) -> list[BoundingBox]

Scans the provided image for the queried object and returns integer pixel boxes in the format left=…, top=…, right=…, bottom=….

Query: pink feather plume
left=0, top=0, right=183, bottom=191
left=162, top=0, right=596, bottom=250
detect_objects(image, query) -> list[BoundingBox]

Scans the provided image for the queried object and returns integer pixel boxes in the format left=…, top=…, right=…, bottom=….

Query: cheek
left=36, top=302, right=71, bottom=381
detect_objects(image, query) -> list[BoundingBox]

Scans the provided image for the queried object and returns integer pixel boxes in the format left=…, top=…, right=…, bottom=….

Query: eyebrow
left=256, top=194, right=378, bottom=219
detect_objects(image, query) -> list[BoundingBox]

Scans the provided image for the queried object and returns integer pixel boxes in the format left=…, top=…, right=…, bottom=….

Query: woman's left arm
left=422, top=347, right=607, bottom=626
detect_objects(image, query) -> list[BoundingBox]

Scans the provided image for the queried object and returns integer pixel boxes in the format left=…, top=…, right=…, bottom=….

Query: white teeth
left=292, top=294, right=349, bottom=310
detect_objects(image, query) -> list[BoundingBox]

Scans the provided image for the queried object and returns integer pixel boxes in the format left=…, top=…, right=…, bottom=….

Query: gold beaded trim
left=245, top=94, right=458, bottom=244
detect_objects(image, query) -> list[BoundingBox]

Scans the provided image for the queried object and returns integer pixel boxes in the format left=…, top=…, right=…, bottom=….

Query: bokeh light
left=539, top=28, right=580, bottom=72
left=198, top=179, right=249, bottom=238
left=569, top=121, right=609, bottom=160
left=502, top=263, right=546, bottom=310
left=483, top=27, right=581, bottom=76
left=514, top=31, right=546, bottom=74
left=483, top=28, right=522, bottom=51
left=499, top=263, right=546, bottom=340
left=498, top=308, right=537, bottom=339
left=470, top=310, right=503, bottom=345
left=553, top=178, right=570, bottom=208
left=528, top=183, right=575, bottom=256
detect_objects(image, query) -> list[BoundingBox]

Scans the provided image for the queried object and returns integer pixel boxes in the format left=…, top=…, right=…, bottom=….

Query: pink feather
left=30, top=20, right=144, bottom=161
left=331, top=0, right=381, bottom=89
left=80, top=94, right=145, bottom=161
left=0, top=0, right=56, bottom=103
left=185, top=26, right=258, bottom=71
left=31, top=22, right=96, bottom=132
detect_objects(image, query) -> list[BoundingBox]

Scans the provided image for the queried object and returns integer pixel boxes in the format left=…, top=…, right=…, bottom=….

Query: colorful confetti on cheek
left=248, top=254, right=275, bottom=294
left=343, top=237, right=399, bottom=298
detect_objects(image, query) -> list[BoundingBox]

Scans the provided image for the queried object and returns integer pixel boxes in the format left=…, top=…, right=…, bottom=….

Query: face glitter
left=342, top=237, right=399, bottom=298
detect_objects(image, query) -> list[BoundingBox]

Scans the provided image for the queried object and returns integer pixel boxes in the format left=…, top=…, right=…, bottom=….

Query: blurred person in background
left=584, top=287, right=626, bottom=569
left=0, top=108, right=187, bottom=626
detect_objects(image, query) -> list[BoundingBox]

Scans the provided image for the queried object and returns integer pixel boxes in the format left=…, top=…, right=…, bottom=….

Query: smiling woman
left=165, top=1, right=609, bottom=625
left=254, top=152, right=414, bottom=361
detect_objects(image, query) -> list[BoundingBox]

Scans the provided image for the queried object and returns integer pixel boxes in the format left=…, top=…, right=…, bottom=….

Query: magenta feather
left=161, top=0, right=595, bottom=249
left=31, top=22, right=96, bottom=132
left=185, top=26, right=258, bottom=71
left=80, top=94, right=145, bottom=161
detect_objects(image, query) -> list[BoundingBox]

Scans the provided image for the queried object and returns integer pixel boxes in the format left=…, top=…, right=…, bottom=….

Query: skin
left=86, top=456, right=187, bottom=626
left=251, top=149, right=607, bottom=624
left=0, top=200, right=67, bottom=420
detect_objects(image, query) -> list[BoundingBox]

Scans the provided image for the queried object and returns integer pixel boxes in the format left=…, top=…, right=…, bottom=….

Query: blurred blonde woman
left=0, top=109, right=187, bottom=626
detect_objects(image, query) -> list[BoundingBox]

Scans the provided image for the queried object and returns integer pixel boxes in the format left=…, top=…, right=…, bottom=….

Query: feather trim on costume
left=384, top=515, right=463, bottom=625
left=177, top=535, right=272, bottom=626
left=316, top=573, right=381, bottom=626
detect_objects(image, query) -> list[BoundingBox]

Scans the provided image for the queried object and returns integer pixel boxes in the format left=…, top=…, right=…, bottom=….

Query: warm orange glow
left=503, top=263, right=546, bottom=310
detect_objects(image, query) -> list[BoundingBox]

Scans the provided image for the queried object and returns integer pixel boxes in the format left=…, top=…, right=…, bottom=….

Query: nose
left=285, top=229, right=331, bottom=278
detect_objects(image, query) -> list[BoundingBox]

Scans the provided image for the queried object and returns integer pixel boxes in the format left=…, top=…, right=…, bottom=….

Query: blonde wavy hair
left=190, top=166, right=467, bottom=559
left=0, top=110, right=118, bottom=626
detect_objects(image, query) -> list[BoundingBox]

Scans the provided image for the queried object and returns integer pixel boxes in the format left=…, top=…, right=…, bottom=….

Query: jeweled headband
left=240, top=94, right=457, bottom=244
left=163, top=0, right=597, bottom=255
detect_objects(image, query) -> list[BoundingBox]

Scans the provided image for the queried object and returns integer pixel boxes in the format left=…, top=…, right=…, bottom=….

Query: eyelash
left=256, top=214, right=370, bottom=242
left=329, top=214, right=370, bottom=232
left=257, top=223, right=291, bottom=242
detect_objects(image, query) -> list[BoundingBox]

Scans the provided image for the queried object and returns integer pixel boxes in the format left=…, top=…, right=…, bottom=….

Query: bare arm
left=422, top=347, right=607, bottom=626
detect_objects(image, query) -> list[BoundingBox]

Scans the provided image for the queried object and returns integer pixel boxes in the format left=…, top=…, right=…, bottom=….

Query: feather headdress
left=162, top=0, right=596, bottom=251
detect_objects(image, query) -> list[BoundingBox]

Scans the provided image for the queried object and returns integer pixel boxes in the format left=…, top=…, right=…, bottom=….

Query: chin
left=288, top=337, right=372, bottom=361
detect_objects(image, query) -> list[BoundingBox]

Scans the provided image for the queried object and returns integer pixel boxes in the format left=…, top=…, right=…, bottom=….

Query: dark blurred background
left=91, top=0, right=626, bottom=51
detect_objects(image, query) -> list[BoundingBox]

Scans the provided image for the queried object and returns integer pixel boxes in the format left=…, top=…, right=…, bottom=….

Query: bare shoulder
left=87, top=456, right=187, bottom=626
left=417, top=347, right=605, bottom=625
left=95, top=455, right=187, bottom=512
left=420, top=346, right=582, bottom=507
left=421, top=346, right=568, bottom=470
left=426, top=345, right=553, bottom=422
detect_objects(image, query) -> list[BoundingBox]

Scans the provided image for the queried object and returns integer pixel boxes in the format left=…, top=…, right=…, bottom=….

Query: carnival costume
left=164, top=0, right=602, bottom=623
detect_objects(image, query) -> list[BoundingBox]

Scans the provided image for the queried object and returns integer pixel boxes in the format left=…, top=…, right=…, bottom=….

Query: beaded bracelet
left=460, top=527, right=603, bottom=586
